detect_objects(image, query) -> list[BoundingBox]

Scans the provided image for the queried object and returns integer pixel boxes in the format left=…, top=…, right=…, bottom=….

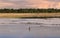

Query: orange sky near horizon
left=0, top=0, right=60, bottom=9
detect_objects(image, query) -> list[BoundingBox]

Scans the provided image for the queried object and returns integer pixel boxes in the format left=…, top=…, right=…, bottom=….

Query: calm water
left=0, top=18, right=60, bottom=38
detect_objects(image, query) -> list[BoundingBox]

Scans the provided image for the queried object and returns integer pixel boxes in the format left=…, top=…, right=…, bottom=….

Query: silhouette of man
left=28, top=26, right=30, bottom=32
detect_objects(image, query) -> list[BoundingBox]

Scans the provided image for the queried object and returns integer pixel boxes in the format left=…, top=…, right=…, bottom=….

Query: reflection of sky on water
left=0, top=35, right=20, bottom=38
left=0, top=35, right=60, bottom=38
left=0, top=18, right=60, bottom=38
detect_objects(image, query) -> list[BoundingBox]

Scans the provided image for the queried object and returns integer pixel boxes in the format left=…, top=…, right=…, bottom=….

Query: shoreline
left=0, top=13, right=60, bottom=18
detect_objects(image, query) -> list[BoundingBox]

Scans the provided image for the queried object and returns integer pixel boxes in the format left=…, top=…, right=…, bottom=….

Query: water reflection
left=0, top=18, right=59, bottom=38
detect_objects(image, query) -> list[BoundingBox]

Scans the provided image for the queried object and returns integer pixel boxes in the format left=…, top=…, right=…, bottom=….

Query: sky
left=0, top=0, right=60, bottom=9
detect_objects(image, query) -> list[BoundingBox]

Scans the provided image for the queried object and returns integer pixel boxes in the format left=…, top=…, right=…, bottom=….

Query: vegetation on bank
left=0, top=8, right=60, bottom=13
left=0, top=13, right=60, bottom=18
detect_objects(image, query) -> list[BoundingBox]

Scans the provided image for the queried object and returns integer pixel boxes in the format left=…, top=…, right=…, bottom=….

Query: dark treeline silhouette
left=0, top=8, right=60, bottom=13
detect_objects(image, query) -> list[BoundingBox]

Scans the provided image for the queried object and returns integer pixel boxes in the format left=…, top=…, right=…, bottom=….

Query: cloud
left=0, top=0, right=60, bottom=8
left=46, top=0, right=60, bottom=2
left=45, top=0, right=60, bottom=8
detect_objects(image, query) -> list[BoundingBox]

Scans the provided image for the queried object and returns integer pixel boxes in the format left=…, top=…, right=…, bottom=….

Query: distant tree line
left=0, top=8, right=60, bottom=13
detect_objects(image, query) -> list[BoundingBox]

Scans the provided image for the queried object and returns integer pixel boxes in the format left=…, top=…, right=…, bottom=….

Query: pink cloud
left=0, top=0, right=59, bottom=8
left=24, top=0, right=56, bottom=8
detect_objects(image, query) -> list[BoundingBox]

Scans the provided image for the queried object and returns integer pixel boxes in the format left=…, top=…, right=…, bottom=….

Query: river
left=0, top=18, right=60, bottom=38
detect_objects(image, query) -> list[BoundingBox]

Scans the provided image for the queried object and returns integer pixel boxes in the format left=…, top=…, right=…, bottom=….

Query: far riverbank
left=0, top=13, right=60, bottom=18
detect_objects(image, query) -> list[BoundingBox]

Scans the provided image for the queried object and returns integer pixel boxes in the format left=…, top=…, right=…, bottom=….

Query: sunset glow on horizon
left=0, top=0, right=60, bottom=9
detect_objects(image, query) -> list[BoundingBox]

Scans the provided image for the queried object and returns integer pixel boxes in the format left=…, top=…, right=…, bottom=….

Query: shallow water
left=0, top=18, right=60, bottom=38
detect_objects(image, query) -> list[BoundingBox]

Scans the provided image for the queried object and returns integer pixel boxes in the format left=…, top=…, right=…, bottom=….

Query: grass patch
left=0, top=13, right=60, bottom=18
